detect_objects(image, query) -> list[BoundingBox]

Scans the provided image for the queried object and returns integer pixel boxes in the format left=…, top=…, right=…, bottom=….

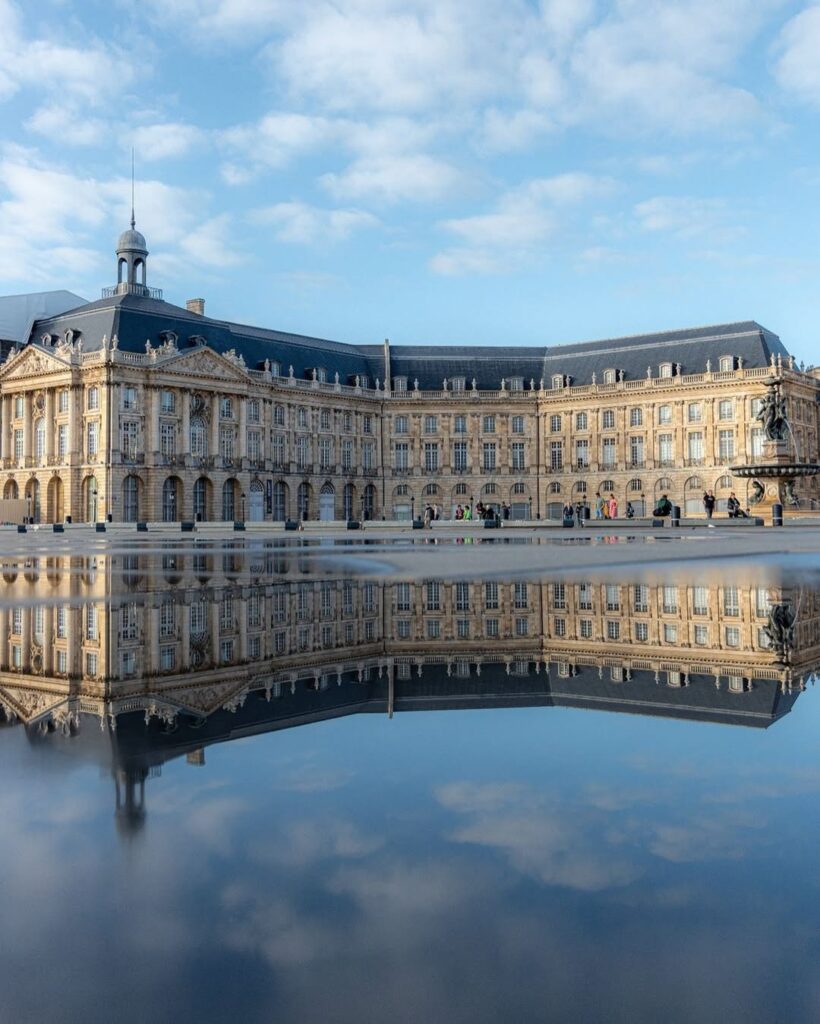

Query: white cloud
left=130, top=122, right=206, bottom=161
left=321, top=153, right=463, bottom=204
left=773, top=4, right=820, bottom=106
left=634, top=195, right=736, bottom=239
left=253, top=201, right=378, bottom=243
left=480, top=108, right=553, bottom=153
left=220, top=112, right=337, bottom=176
left=25, top=104, right=108, bottom=147
left=431, top=172, right=614, bottom=274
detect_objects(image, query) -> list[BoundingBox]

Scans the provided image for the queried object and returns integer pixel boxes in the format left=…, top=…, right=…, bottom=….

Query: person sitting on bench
left=727, top=492, right=748, bottom=518
left=653, top=493, right=672, bottom=517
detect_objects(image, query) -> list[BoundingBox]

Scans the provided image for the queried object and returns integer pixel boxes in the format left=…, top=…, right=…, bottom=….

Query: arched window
left=162, top=477, right=179, bottom=521
left=222, top=479, right=237, bottom=521
left=483, top=483, right=497, bottom=494
left=297, top=482, right=311, bottom=520
left=424, top=483, right=439, bottom=495
left=343, top=483, right=356, bottom=520
left=190, top=418, right=207, bottom=457
left=273, top=481, right=288, bottom=520
left=362, top=484, right=376, bottom=519
left=601, top=480, right=615, bottom=492
left=123, top=475, right=140, bottom=522
left=655, top=477, right=673, bottom=493
left=193, top=477, right=209, bottom=520
left=628, top=478, right=643, bottom=492
left=684, top=475, right=702, bottom=491
left=716, top=474, right=732, bottom=489
left=455, top=482, right=468, bottom=495
left=395, top=484, right=409, bottom=496
left=513, top=482, right=527, bottom=495
left=549, top=482, right=561, bottom=494
left=573, top=480, right=587, bottom=493
left=274, top=404, right=285, bottom=426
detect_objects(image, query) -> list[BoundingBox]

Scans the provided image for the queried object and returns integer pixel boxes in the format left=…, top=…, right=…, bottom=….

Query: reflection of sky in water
left=2, top=690, right=820, bottom=1024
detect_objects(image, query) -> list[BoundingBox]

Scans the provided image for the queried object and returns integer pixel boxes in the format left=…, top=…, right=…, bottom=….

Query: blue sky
left=1, top=0, right=820, bottom=364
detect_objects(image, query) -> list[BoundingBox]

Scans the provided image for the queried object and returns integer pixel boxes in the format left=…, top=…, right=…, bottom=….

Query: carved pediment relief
left=0, top=685, right=69, bottom=724
left=0, top=345, right=71, bottom=381
left=158, top=347, right=250, bottom=382
left=159, top=677, right=250, bottom=716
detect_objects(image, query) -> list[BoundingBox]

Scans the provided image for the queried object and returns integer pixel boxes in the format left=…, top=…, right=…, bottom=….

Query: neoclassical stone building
left=0, top=221, right=818, bottom=523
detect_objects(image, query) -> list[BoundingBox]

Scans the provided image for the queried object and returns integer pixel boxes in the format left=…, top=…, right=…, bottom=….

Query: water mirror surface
left=1, top=539, right=819, bottom=1024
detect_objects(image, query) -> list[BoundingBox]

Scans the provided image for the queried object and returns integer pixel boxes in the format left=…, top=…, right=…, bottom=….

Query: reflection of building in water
left=0, top=552, right=817, bottom=831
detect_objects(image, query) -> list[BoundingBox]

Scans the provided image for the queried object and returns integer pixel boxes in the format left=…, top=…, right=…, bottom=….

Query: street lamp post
left=240, top=491, right=246, bottom=521
left=411, top=495, right=415, bottom=522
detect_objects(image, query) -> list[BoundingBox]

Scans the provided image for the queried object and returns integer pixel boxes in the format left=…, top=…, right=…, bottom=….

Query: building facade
left=0, top=223, right=818, bottom=523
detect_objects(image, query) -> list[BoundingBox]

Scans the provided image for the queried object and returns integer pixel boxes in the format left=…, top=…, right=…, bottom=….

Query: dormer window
left=551, top=374, right=564, bottom=390
left=508, top=377, right=524, bottom=391
left=271, top=361, right=280, bottom=377
left=451, top=376, right=466, bottom=392
left=659, top=362, right=673, bottom=378
left=393, top=376, right=407, bottom=393
left=603, top=368, right=616, bottom=385
left=718, top=355, right=734, bottom=372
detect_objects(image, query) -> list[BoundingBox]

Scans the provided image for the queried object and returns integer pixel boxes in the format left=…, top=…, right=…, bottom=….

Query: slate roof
left=23, top=290, right=790, bottom=390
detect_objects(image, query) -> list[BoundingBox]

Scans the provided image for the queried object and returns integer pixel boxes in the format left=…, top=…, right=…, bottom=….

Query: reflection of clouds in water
left=648, top=810, right=767, bottom=863
left=437, top=780, right=643, bottom=891
left=248, top=816, right=384, bottom=867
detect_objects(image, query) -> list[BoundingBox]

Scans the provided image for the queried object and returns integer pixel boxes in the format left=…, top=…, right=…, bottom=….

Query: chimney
left=186, top=297, right=205, bottom=316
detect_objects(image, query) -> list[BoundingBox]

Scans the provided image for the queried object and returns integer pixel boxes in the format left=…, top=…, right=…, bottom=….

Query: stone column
left=44, top=389, right=55, bottom=462
left=147, top=387, right=159, bottom=456
left=238, top=398, right=247, bottom=459
left=23, top=393, right=32, bottom=459
left=181, top=391, right=190, bottom=459
left=210, top=395, right=220, bottom=457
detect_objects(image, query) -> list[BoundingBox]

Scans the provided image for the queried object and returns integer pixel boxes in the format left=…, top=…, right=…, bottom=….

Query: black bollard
left=772, top=502, right=783, bottom=527
left=671, top=504, right=681, bottom=526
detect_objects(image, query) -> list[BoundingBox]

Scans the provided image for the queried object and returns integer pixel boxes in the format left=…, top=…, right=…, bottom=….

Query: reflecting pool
left=0, top=542, right=819, bottom=1023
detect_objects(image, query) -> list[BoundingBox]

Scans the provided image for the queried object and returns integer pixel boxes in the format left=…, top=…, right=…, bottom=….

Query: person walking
left=594, top=492, right=604, bottom=519
left=608, top=494, right=618, bottom=519
left=703, top=490, right=716, bottom=519
left=626, top=501, right=634, bottom=519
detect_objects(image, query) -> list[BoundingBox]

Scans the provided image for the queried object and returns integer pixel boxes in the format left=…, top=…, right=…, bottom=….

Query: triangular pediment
left=0, top=684, right=69, bottom=724
left=157, top=347, right=250, bottom=382
left=0, top=345, right=71, bottom=381
left=158, top=677, right=250, bottom=716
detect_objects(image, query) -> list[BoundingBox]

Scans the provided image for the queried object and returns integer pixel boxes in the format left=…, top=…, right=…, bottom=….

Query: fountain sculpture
left=731, top=374, right=820, bottom=518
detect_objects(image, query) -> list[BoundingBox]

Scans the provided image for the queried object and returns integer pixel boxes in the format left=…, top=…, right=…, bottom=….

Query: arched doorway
left=297, top=482, right=311, bottom=520
left=319, top=482, right=335, bottom=521
left=249, top=479, right=264, bottom=521
left=222, top=478, right=238, bottom=521
left=47, top=476, right=64, bottom=523
left=162, top=477, right=181, bottom=522
left=193, top=477, right=211, bottom=521
left=684, top=475, right=703, bottom=516
left=273, top=481, right=288, bottom=521
left=25, top=478, right=40, bottom=523
left=83, top=475, right=98, bottom=522
left=343, top=483, right=356, bottom=521
left=362, top=483, right=376, bottom=521
left=4, top=479, right=18, bottom=500
left=122, top=475, right=141, bottom=522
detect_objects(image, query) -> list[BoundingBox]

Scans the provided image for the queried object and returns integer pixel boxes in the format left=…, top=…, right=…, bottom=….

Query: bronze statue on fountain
left=731, top=374, right=820, bottom=518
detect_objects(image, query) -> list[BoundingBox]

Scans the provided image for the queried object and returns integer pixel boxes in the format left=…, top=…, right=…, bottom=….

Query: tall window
left=483, top=443, right=496, bottom=471
left=424, top=415, right=438, bottom=434
left=688, top=432, right=704, bottom=462
left=219, top=426, right=234, bottom=460
left=512, top=415, right=524, bottom=434
left=34, top=418, right=45, bottom=460
left=341, top=439, right=353, bottom=470
left=394, top=415, right=408, bottom=434
left=602, top=409, right=615, bottom=429
left=629, top=407, right=643, bottom=426
left=629, top=437, right=644, bottom=466
left=575, top=439, right=589, bottom=468
left=550, top=414, right=561, bottom=432
left=602, top=437, right=616, bottom=466
left=160, top=390, right=174, bottom=413
left=58, top=423, right=69, bottom=457
left=319, top=437, right=332, bottom=469
left=248, top=431, right=261, bottom=461
left=576, top=412, right=588, bottom=431
left=452, top=441, right=467, bottom=471
left=248, top=399, right=261, bottom=423
left=658, top=434, right=673, bottom=464
left=718, top=429, right=734, bottom=461
left=511, top=442, right=525, bottom=471
left=87, top=387, right=99, bottom=410
left=687, top=403, right=702, bottom=422
left=483, top=415, right=495, bottom=434
left=658, top=404, right=672, bottom=424
left=190, top=419, right=207, bottom=457
left=121, top=421, right=138, bottom=459
left=454, top=415, right=467, bottom=434
left=550, top=441, right=563, bottom=471
left=362, top=442, right=374, bottom=470
left=58, top=390, right=69, bottom=414
left=220, top=397, right=234, bottom=419
left=424, top=442, right=439, bottom=472
left=718, top=399, right=733, bottom=420
left=160, top=422, right=176, bottom=456
left=87, top=422, right=98, bottom=457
